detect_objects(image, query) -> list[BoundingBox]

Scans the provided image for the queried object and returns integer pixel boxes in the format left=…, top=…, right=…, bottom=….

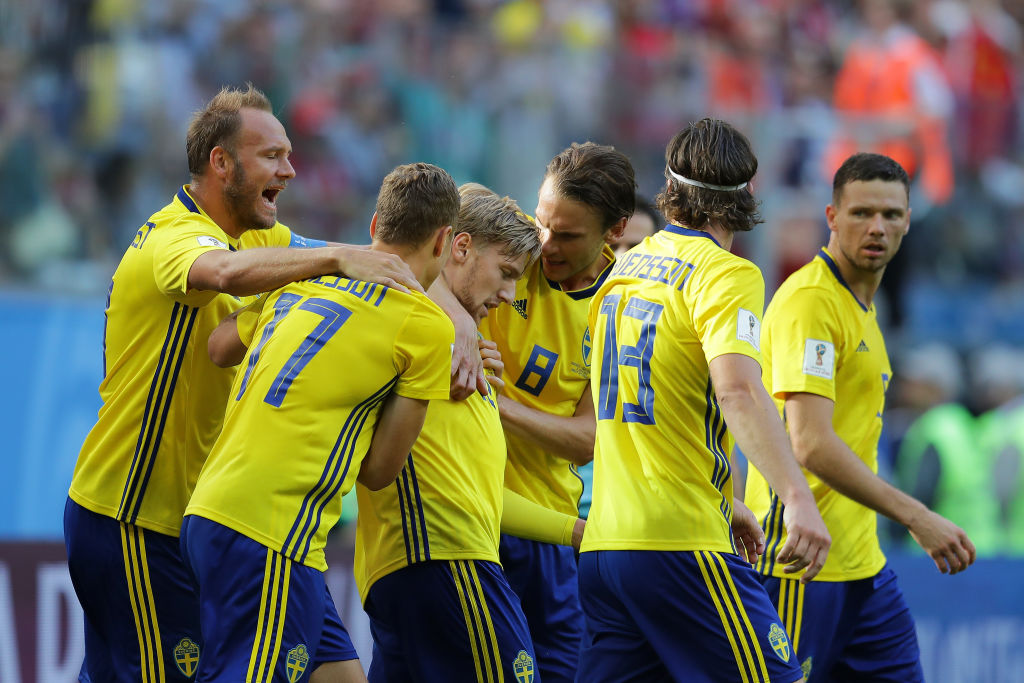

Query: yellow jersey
left=185, top=277, right=454, bottom=572
left=353, top=376, right=506, bottom=601
left=581, top=226, right=765, bottom=553
left=745, top=248, right=890, bottom=581
left=69, top=186, right=291, bottom=536
left=480, top=246, right=615, bottom=516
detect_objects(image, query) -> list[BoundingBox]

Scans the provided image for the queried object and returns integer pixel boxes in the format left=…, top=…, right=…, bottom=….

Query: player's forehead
left=535, top=178, right=604, bottom=237
left=237, top=108, right=291, bottom=152
left=835, top=179, right=908, bottom=210
left=477, top=241, right=531, bottom=278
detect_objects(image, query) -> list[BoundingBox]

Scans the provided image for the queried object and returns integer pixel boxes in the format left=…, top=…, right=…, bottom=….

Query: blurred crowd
left=2, top=0, right=1024, bottom=551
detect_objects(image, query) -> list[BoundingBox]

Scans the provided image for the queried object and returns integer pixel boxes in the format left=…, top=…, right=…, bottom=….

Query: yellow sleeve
left=150, top=219, right=232, bottom=305
left=501, top=489, right=577, bottom=546
left=393, top=295, right=455, bottom=400
left=766, top=286, right=844, bottom=402
left=235, top=295, right=271, bottom=347
left=691, top=260, right=765, bottom=366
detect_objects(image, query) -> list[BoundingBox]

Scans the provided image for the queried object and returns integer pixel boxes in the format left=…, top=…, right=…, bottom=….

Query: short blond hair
left=186, top=84, right=272, bottom=177
left=457, top=183, right=540, bottom=264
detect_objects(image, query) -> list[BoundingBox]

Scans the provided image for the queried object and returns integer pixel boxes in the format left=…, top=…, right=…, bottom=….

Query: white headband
left=668, top=167, right=748, bottom=192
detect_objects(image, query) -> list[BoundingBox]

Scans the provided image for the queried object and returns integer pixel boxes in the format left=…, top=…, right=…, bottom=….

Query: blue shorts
left=578, top=550, right=804, bottom=683
left=759, top=566, right=923, bottom=682
left=64, top=497, right=202, bottom=682
left=365, top=559, right=538, bottom=682
left=499, top=535, right=583, bottom=683
left=180, top=515, right=357, bottom=682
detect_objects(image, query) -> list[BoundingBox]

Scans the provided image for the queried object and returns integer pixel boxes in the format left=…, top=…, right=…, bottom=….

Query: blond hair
left=457, top=183, right=540, bottom=264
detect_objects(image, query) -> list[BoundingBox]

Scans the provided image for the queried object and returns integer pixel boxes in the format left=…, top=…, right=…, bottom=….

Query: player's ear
left=449, top=232, right=473, bottom=265
left=209, top=145, right=232, bottom=180
left=825, top=204, right=839, bottom=235
left=605, top=216, right=628, bottom=244
left=433, top=225, right=454, bottom=258
left=369, top=212, right=378, bottom=240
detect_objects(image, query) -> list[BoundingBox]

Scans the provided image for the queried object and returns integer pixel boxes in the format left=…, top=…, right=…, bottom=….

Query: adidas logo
left=512, top=298, right=528, bottom=319
left=856, top=340, right=869, bottom=352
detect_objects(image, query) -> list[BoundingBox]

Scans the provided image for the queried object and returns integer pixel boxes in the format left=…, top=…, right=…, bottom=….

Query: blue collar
left=545, top=251, right=616, bottom=301
left=663, top=224, right=722, bottom=248
left=176, top=186, right=201, bottom=215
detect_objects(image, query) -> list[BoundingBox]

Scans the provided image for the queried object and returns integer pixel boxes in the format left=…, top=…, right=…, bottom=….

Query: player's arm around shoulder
left=359, top=295, right=455, bottom=490
left=784, top=391, right=976, bottom=574
left=709, top=353, right=831, bottom=582
left=186, top=241, right=422, bottom=298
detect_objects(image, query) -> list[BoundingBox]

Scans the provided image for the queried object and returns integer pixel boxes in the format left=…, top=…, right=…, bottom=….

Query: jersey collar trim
left=177, top=186, right=202, bottom=215
left=546, top=244, right=616, bottom=300
left=663, top=223, right=722, bottom=247
left=817, top=248, right=869, bottom=312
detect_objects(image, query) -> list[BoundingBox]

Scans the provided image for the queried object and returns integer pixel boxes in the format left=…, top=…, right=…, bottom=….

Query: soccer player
left=62, top=84, right=418, bottom=683
left=355, top=183, right=585, bottom=682
left=579, top=118, right=831, bottom=682
left=182, top=162, right=460, bottom=682
left=744, top=152, right=976, bottom=681
left=476, top=142, right=636, bottom=681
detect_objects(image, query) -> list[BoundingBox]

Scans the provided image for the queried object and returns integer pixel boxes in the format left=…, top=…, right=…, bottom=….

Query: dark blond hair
left=457, top=183, right=541, bottom=265
left=657, top=118, right=762, bottom=234
left=374, top=163, right=460, bottom=246
left=186, top=84, right=272, bottom=177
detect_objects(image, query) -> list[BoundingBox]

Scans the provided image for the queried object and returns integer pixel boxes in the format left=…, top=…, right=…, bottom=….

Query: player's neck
left=371, top=243, right=435, bottom=291
left=187, top=181, right=245, bottom=239
left=559, top=248, right=612, bottom=292
left=827, top=243, right=883, bottom=307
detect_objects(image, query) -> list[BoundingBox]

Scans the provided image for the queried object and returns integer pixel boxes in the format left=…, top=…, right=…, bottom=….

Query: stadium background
left=1, top=0, right=1024, bottom=680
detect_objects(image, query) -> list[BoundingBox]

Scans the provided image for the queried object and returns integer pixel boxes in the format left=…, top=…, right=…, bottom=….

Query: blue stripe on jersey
left=176, top=187, right=201, bottom=215
left=400, top=464, right=422, bottom=562
left=280, top=375, right=398, bottom=561
left=817, top=249, right=868, bottom=312
left=704, top=379, right=736, bottom=550
left=117, top=303, right=198, bottom=523
left=406, top=455, right=430, bottom=561
left=396, top=462, right=415, bottom=564
left=130, top=306, right=199, bottom=522
left=758, top=492, right=785, bottom=575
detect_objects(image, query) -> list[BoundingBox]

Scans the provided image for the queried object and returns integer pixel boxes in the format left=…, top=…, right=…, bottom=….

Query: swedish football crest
left=512, top=649, right=535, bottom=683
left=173, top=637, right=200, bottom=678
left=582, top=327, right=592, bottom=367
left=767, top=623, right=791, bottom=662
left=286, top=644, right=310, bottom=682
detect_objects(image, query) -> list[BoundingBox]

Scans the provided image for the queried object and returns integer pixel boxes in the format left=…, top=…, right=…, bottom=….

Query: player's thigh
left=309, top=660, right=367, bottom=683
left=832, top=567, right=924, bottom=683
left=65, top=498, right=200, bottom=682
left=598, top=550, right=805, bottom=683
left=761, top=573, right=871, bottom=682
left=365, top=560, right=539, bottom=683
left=499, top=534, right=583, bottom=681
left=181, top=514, right=352, bottom=683
left=313, top=584, right=360, bottom=669
left=577, top=551, right=673, bottom=683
